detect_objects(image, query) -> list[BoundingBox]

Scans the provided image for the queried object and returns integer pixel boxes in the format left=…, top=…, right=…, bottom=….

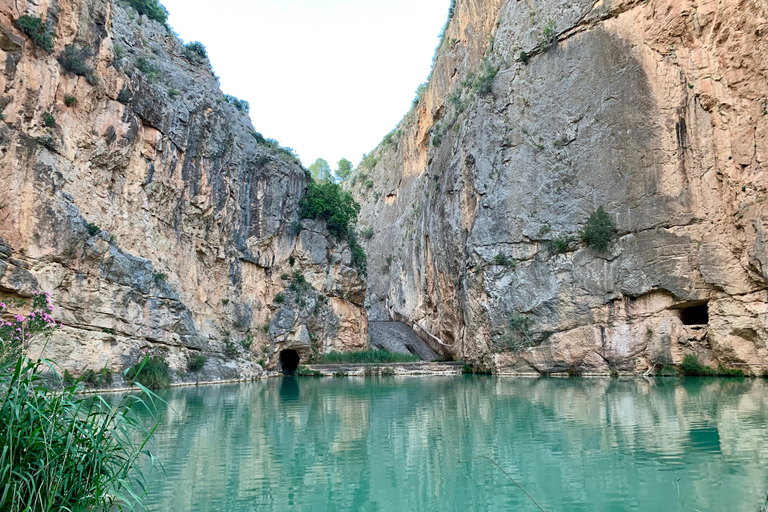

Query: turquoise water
left=133, top=376, right=768, bottom=511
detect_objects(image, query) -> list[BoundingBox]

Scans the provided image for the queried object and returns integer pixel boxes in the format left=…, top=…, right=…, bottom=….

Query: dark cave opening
left=680, top=303, right=709, bottom=326
left=279, top=350, right=300, bottom=374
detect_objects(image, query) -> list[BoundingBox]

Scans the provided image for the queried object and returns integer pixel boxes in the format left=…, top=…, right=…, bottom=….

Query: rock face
left=351, top=0, right=768, bottom=374
left=0, top=0, right=367, bottom=384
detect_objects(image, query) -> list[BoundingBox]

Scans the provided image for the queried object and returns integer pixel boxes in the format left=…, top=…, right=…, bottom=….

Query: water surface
left=133, top=376, right=768, bottom=511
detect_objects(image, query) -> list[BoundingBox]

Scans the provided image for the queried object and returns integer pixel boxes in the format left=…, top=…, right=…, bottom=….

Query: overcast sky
left=160, top=0, right=451, bottom=169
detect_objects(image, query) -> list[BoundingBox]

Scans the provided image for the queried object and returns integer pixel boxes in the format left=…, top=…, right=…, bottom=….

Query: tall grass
left=0, top=291, right=159, bottom=511
left=312, top=349, right=419, bottom=364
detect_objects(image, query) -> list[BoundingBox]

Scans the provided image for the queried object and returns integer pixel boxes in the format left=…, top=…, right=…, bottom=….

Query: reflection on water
left=129, top=377, right=768, bottom=511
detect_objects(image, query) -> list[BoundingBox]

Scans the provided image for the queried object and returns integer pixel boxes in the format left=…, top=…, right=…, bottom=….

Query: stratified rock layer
left=352, top=0, right=768, bottom=374
left=0, top=0, right=367, bottom=384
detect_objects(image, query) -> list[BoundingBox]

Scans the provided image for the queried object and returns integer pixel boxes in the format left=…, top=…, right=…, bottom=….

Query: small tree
left=309, top=158, right=333, bottom=182
left=581, top=206, right=617, bottom=252
left=299, top=181, right=361, bottom=240
left=336, top=158, right=353, bottom=182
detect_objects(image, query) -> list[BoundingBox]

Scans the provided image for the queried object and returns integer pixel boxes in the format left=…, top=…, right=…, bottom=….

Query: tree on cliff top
left=309, top=158, right=333, bottom=182
left=335, top=158, right=353, bottom=182
left=299, top=181, right=360, bottom=241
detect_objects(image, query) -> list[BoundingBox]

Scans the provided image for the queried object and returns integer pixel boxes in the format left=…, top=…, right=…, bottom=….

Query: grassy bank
left=311, top=349, right=419, bottom=364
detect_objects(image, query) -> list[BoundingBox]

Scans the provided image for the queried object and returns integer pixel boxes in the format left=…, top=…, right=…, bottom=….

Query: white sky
left=160, top=0, right=451, bottom=168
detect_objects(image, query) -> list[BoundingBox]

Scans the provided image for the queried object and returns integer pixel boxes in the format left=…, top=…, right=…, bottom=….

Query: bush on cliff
left=0, top=292, right=158, bottom=511
left=126, top=352, right=171, bottom=389
left=299, top=181, right=361, bottom=240
left=15, top=14, right=56, bottom=53
left=124, top=0, right=168, bottom=25
left=580, top=206, right=617, bottom=252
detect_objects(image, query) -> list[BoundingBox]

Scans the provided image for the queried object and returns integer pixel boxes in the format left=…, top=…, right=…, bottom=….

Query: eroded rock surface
left=351, top=0, right=768, bottom=374
left=0, top=0, right=367, bottom=384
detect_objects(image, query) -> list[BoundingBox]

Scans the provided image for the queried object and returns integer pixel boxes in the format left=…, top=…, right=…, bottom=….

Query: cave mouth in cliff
left=279, top=350, right=300, bottom=374
left=680, top=302, right=709, bottom=326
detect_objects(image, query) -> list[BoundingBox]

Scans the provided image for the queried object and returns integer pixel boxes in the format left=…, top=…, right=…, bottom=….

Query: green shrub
left=361, top=227, right=374, bottom=239
left=125, top=353, right=171, bottom=389
left=288, top=255, right=296, bottom=266
left=184, top=41, right=208, bottom=63
left=519, top=50, right=529, bottom=64
left=224, top=94, right=250, bottom=114
left=349, top=233, right=367, bottom=276
left=540, top=19, right=557, bottom=53
left=58, top=46, right=98, bottom=84
left=124, top=0, right=168, bottom=25
left=547, top=237, right=569, bottom=254
left=273, top=293, right=285, bottom=304
left=168, top=87, right=180, bottom=98
left=494, top=252, right=515, bottom=267
left=240, top=334, right=253, bottom=351
left=42, top=111, right=56, bottom=128
left=64, top=94, right=78, bottom=107
left=472, top=62, right=499, bottom=96
left=187, top=353, right=207, bottom=373
left=117, top=85, right=131, bottom=104
left=81, top=367, right=113, bottom=388
left=134, top=56, right=159, bottom=81
left=280, top=273, right=289, bottom=280
left=299, top=181, right=361, bottom=240
left=581, top=206, right=617, bottom=252
left=385, top=255, right=393, bottom=267
left=498, top=315, right=536, bottom=352
left=86, top=222, right=100, bottom=236
left=717, top=366, right=745, bottom=377
left=15, top=14, right=55, bottom=53
left=153, top=271, right=166, bottom=284
left=680, top=354, right=745, bottom=377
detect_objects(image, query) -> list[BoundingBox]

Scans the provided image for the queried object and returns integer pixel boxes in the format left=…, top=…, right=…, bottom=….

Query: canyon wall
left=0, top=0, right=367, bottom=384
left=352, top=0, right=768, bottom=374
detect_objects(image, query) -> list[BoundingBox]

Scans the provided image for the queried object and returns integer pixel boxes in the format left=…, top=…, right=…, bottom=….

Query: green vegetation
left=42, top=111, right=56, bottom=128
left=126, top=353, right=171, bottom=388
left=224, top=94, right=250, bottom=114
left=540, top=19, right=558, bottom=53
left=184, top=41, right=208, bottom=64
left=412, top=82, right=428, bottom=109
left=289, top=255, right=296, bottom=267
left=240, top=333, right=253, bottom=351
left=472, top=62, right=499, bottom=96
left=462, top=363, right=493, bottom=375
left=299, top=181, right=360, bottom=240
left=273, top=293, right=285, bottom=304
left=519, top=50, right=530, bottom=64
left=312, top=349, right=419, bottom=364
left=64, top=94, right=78, bottom=107
left=385, top=255, right=393, bottom=267
left=187, top=353, right=207, bottom=373
left=680, top=354, right=745, bottom=377
left=58, top=45, right=98, bottom=84
left=309, top=158, right=333, bottom=182
left=15, top=14, right=56, bottom=53
left=250, top=132, right=300, bottom=165
left=581, top=206, right=618, bottom=252
left=153, top=271, right=166, bottom=284
left=124, top=0, right=168, bottom=25
left=296, top=365, right=323, bottom=377
left=494, top=252, right=515, bottom=268
left=134, top=56, right=159, bottom=82
left=86, top=222, right=101, bottom=236
left=547, top=237, right=569, bottom=254
left=81, top=367, right=114, bottom=388
left=361, top=227, right=374, bottom=240
left=498, top=314, right=537, bottom=352
left=117, top=85, right=131, bottom=104
left=223, top=339, right=238, bottom=359
left=168, top=87, right=181, bottom=98
left=336, top=158, right=353, bottom=181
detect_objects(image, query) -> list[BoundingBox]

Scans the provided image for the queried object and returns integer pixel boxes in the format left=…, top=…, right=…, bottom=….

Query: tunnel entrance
left=680, top=302, right=709, bottom=326
left=279, top=350, right=300, bottom=374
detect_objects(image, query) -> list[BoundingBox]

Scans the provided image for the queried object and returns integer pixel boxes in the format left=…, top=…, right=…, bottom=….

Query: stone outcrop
left=351, top=0, right=768, bottom=374
left=0, top=0, right=367, bottom=384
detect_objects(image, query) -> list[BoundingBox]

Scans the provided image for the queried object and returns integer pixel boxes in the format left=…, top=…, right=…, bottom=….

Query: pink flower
left=0, top=303, right=6, bottom=308
left=15, top=315, right=24, bottom=322
left=48, top=306, right=54, bottom=311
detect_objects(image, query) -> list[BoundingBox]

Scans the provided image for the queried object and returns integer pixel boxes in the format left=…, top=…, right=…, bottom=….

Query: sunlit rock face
left=351, top=0, right=768, bottom=374
left=0, top=0, right=367, bottom=384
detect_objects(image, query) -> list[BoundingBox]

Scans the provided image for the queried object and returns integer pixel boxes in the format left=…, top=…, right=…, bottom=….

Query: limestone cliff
left=0, top=0, right=368, bottom=384
left=352, top=0, right=768, bottom=374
